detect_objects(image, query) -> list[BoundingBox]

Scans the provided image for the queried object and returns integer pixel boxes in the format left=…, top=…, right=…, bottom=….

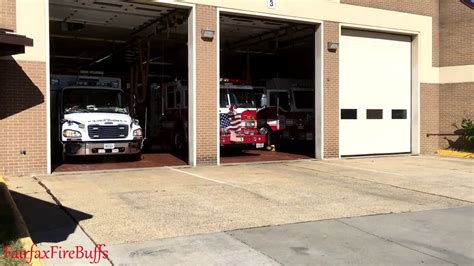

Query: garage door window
left=341, top=109, right=357, bottom=119
left=366, top=109, right=383, bottom=119
left=392, top=109, right=407, bottom=119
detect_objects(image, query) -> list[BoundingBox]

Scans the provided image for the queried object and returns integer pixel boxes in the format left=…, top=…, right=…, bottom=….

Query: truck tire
left=265, top=128, right=277, bottom=151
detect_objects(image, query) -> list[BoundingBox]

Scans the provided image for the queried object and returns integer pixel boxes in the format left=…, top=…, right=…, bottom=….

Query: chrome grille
left=88, top=124, right=129, bottom=139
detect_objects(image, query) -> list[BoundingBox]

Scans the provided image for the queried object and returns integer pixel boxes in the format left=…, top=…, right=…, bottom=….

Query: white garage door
left=340, top=29, right=411, bottom=156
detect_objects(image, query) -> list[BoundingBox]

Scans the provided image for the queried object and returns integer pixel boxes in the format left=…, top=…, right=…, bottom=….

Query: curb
left=0, top=176, right=44, bottom=266
left=437, top=149, right=474, bottom=159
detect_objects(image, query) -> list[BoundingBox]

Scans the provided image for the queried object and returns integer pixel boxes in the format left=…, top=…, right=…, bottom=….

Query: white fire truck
left=51, top=75, right=143, bottom=160
left=256, top=78, right=315, bottom=149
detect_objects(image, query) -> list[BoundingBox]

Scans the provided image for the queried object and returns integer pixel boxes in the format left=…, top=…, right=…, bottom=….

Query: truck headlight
left=63, top=129, right=82, bottom=138
left=133, top=128, right=143, bottom=137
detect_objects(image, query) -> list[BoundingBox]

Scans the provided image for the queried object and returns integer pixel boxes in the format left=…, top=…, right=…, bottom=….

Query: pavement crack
left=335, top=219, right=458, bottom=265
left=32, top=176, right=115, bottom=266
left=224, top=231, right=283, bottom=265
left=285, top=163, right=474, bottom=204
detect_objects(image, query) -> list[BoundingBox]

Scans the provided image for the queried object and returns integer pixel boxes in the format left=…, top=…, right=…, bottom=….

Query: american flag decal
left=220, top=106, right=241, bottom=132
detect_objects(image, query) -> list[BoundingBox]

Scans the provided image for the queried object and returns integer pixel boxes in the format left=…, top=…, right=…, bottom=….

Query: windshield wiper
left=65, top=107, right=89, bottom=114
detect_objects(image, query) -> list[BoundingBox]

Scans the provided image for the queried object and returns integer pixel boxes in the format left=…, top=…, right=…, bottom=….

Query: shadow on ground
left=10, top=191, right=92, bottom=244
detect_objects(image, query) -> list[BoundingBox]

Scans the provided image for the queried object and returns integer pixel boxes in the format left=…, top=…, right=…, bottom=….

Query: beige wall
left=341, top=0, right=440, bottom=67
left=12, top=0, right=47, bottom=63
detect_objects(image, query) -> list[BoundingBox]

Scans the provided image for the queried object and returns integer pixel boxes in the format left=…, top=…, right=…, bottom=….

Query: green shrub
left=461, top=118, right=474, bottom=143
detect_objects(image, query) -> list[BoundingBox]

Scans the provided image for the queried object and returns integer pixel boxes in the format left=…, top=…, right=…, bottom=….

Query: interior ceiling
left=220, top=14, right=315, bottom=53
left=49, top=0, right=189, bottom=75
left=49, top=1, right=314, bottom=75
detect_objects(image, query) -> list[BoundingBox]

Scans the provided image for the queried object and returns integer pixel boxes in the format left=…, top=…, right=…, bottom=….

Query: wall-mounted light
left=201, top=28, right=215, bottom=41
left=328, top=42, right=339, bottom=52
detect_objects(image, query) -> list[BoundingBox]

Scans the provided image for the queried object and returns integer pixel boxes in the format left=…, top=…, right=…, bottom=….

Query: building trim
left=438, top=65, right=474, bottom=84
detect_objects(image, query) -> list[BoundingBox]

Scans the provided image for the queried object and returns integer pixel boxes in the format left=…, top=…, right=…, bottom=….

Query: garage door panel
left=340, top=29, right=411, bottom=156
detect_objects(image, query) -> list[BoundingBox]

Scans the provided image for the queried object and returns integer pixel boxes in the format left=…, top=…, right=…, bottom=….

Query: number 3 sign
left=267, top=0, right=277, bottom=9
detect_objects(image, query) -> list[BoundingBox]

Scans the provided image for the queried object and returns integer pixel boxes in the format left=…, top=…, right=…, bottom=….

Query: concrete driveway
left=7, top=155, right=474, bottom=265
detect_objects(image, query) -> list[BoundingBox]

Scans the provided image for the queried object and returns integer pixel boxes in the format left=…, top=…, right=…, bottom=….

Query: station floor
left=53, top=149, right=314, bottom=173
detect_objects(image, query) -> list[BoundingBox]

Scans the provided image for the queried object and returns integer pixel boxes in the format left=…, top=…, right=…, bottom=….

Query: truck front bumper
left=64, top=140, right=141, bottom=156
left=220, top=134, right=266, bottom=147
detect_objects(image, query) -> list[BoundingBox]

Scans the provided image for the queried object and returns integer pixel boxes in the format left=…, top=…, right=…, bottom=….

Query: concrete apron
left=6, top=155, right=474, bottom=264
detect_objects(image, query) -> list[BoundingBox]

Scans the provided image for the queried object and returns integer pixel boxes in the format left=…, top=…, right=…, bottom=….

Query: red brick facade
left=439, top=0, right=474, bottom=66
left=323, top=22, right=340, bottom=158
left=0, top=60, right=47, bottom=176
left=195, top=5, right=218, bottom=165
left=0, top=0, right=16, bottom=30
left=439, top=83, right=474, bottom=149
left=0, top=1, right=472, bottom=176
left=420, top=84, right=440, bottom=154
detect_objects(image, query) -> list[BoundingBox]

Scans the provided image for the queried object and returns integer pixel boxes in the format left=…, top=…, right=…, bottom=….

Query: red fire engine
left=147, top=79, right=266, bottom=151
left=220, top=78, right=266, bottom=148
left=256, top=78, right=315, bottom=149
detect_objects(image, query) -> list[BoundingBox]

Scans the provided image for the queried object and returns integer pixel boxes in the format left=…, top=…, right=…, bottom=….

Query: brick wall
left=323, top=22, right=340, bottom=158
left=195, top=5, right=218, bottom=165
left=0, top=60, right=47, bottom=176
left=420, top=84, right=440, bottom=154
left=439, top=0, right=474, bottom=66
left=438, top=83, right=474, bottom=150
left=0, top=0, right=16, bottom=30
left=341, top=0, right=440, bottom=67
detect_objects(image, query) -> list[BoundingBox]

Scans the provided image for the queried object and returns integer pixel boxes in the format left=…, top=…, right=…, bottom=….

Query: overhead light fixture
left=328, top=41, right=339, bottom=52
left=201, top=28, right=215, bottom=41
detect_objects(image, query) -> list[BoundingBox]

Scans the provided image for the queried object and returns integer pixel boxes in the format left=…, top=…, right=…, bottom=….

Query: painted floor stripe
left=167, top=167, right=243, bottom=189
left=318, top=161, right=405, bottom=177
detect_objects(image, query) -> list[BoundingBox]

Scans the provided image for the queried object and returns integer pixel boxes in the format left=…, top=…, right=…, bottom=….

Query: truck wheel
left=265, top=129, right=276, bottom=151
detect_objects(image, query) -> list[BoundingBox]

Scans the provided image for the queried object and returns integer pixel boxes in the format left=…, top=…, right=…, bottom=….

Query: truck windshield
left=63, top=89, right=128, bottom=114
left=220, top=89, right=256, bottom=109
left=293, top=90, right=314, bottom=109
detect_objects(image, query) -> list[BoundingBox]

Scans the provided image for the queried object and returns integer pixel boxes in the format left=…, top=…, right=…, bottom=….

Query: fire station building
left=1, top=0, right=473, bottom=176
